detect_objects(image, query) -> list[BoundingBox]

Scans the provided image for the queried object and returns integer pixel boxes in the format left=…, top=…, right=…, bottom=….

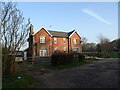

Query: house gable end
left=33, top=27, right=52, bottom=37
left=69, top=31, right=81, bottom=39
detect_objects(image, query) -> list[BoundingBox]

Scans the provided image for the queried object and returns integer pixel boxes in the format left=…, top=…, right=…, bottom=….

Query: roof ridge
left=47, top=30, right=69, bottom=33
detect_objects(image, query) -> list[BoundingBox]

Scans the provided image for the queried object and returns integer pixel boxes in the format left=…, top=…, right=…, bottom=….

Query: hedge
left=51, top=52, right=85, bottom=67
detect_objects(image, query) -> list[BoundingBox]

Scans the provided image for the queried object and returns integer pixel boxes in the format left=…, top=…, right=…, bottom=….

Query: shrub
left=51, top=52, right=72, bottom=66
left=72, top=53, right=85, bottom=61
left=51, top=52, right=84, bottom=67
left=78, top=53, right=85, bottom=61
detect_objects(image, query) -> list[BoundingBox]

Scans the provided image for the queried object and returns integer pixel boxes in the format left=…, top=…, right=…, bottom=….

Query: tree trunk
left=2, top=50, right=15, bottom=76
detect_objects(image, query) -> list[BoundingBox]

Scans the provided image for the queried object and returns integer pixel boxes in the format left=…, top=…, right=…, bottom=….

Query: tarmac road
left=23, top=58, right=118, bottom=88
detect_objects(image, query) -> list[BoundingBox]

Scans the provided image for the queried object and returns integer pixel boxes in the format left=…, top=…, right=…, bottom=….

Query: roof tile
left=47, top=30, right=74, bottom=38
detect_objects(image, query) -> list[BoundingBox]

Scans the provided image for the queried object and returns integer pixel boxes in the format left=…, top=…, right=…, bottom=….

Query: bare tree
left=81, top=37, right=87, bottom=44
left=81, top=37, right=88, bottom=52
left=1, top=2, right=30, bottom=75
left=97, top=35, right=111, bottom=57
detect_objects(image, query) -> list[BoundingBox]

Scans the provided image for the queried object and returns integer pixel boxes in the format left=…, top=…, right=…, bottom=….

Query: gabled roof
left=68, top=30, right=75, bottom=36
left=33, top=27, right=53, bottom=37
left=33, top=27, right=80, bottom=38
left=47, top=30, right=69, bottom=38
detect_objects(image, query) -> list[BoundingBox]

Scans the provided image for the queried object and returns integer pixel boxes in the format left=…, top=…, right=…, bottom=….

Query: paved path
left=22, top=58, right=118, bottom=88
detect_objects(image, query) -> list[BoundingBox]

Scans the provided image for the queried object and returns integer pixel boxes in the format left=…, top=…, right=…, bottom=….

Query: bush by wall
left=51, top=52, right=85, bottom=67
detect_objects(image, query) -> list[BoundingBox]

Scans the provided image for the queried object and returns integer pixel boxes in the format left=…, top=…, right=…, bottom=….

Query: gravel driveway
left=22, top=58, right=118, bottom=88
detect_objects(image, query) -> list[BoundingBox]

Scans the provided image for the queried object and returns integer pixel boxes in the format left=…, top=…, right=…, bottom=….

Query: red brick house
left=28, top=24, right=82, bottom=57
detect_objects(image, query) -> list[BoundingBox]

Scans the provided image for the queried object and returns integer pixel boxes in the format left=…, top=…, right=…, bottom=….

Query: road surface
left=22, top=58, right=118, bottom=88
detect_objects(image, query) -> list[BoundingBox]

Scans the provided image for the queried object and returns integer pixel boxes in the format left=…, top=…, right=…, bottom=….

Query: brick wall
left=70, top=32, right=82, bottom=53
left=52, top=37, right=68, bottom=53
left=33, top=28, right=82, bottom=56
left=33, top=28, right=51, bottom=56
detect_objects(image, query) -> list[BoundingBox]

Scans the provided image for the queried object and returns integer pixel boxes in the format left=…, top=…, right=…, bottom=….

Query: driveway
left=22, top=58, right=118, bottom=88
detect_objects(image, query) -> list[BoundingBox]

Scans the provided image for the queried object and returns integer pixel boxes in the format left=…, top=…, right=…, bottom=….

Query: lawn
left=3, top=74, right=34, bottom=88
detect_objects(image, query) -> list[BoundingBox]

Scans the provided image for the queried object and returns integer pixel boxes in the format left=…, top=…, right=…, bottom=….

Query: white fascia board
left=45, top=29, right=53, bottom=37
left=33, top=27, right=53, bottom=37
left=33, top=28, right=41, bottom=35
left=69, top=30, right=76, bottom=38
left=69, top=30, right=81, bottom=39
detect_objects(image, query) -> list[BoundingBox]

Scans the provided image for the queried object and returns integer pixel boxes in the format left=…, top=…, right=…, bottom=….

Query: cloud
left=82, top=9, right=112, bottom=25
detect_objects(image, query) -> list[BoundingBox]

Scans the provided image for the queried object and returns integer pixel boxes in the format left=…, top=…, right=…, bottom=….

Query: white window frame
left=74, top=39, right=77, bottom=44
left=63, top=47, right=66, bottom=52
left=74, top=48, right=79, bottom=52
left=40, top=37, right=45, bottom=43
left=40, top=50, right=47, bottom=56
left=63, top=38, right=66, bottom=44
left=54, top=38, right=57, bottom=44
left=54, top=47, right=57, bottom=52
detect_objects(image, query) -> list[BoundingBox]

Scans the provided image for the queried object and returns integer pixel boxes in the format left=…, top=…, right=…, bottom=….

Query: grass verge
left=105, top=54, right=120, bottom=58
left=84, top=58, right=98, bottom=61
left=47, top=60, right=89, bottom=70
left=3, top=74, right=34, bottom=88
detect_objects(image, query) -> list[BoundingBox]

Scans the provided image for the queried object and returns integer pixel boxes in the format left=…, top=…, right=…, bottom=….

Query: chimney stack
left=30, top=24, right=34, bottom=35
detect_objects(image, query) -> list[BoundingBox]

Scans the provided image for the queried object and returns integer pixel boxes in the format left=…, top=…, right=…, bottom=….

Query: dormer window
left=74, top=39, right=77, bottom=44
left=40, top=37, right=45, bottom=43
left=54, top=38, right=57, bottom=44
